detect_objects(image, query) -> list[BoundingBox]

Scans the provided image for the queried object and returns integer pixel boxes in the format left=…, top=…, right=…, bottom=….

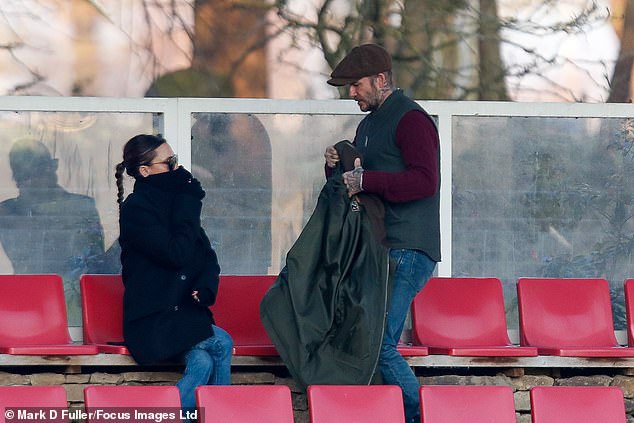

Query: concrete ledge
left=4, top=353, right=634, bottom=370
left=0, top=354, right=282, bottom=367
left=404, top=355, right=634, bottom=368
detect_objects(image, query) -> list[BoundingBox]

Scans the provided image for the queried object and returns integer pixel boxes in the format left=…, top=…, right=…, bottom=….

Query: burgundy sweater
left=328, top=110, right=439, bottom=203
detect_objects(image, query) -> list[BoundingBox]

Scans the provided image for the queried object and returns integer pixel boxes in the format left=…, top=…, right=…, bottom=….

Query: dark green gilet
left=355, top=89, right=441, bottom=261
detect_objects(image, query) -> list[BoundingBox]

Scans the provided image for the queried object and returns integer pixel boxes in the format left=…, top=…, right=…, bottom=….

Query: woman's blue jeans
left=177, top=325, right=233, bottom=410
left=380, top=249, right=436, bottom=423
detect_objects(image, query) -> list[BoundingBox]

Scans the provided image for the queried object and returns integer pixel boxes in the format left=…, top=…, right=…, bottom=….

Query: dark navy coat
left=119, top=168, right=219, bottom=365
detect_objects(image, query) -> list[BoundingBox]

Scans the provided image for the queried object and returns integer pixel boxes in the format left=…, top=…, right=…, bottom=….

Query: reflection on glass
left=0, top=111, right=156, bottom=325
left=192, top=112, right=360, bottom=275
left=192, top=113, right=272, bottom=274
left=0, top=138, right=104, bottom=325
left=453, top=116, right=634, bottom=329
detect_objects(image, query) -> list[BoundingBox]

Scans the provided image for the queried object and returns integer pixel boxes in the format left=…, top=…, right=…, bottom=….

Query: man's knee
left=379, top=342, right=400, bottom=365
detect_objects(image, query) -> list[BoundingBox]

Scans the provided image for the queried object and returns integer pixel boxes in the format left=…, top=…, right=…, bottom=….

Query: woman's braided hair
left=115, top=134, right=166, bottom=207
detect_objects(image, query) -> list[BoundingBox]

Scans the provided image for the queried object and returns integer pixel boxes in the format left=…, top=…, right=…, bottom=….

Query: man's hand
left=343, top=158, right=364, bottom=197
left=324, top=145, right=340, bottom=168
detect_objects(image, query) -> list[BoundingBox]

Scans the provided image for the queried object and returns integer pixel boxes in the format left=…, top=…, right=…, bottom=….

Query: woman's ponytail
left=115, top=161, right=126, bottom=208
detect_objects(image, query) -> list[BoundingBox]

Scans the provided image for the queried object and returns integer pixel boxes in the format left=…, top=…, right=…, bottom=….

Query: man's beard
left=364, top=87, right=383, bottom=112
left=358, top=88, right=382, bottom=112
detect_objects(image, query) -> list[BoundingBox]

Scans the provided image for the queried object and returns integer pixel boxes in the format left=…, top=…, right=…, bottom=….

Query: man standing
left=324, top=43, right=441, bottom=423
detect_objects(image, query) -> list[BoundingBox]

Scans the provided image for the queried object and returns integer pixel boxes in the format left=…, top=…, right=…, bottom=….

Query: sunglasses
left=146, top=154, right=178, bottom=171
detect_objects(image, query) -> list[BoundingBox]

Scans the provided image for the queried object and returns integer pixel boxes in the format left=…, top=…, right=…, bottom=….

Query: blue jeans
left=177, top=325, right=233, bottom=410
left=380, top=249, right=436, bottom=423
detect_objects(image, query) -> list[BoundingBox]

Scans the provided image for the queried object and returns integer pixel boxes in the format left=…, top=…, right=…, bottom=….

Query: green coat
left=260, top=141, right=390, bottom=389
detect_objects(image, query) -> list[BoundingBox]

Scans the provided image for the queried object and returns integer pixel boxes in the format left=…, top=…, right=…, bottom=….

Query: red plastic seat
left=530, top=386, right=626, bottom=423
left=517, top=277, right=634, bottom=356
left=195, top=385, right=294, bottom=423
left=307, top=385, right=405, bottom=423
left=213, top=275, right=278, bottom=356
left=80, top=274, right=129, bottom=354
left=0, top=274, right=97, bottom=355
left=84, top=385, right=181, bottom=422
left=396, top=343, right=429, bottom=356
left=411, top=277, right=537, bottom=356
left=0, top=386, right=68, bottom=423
left=624, top=279, right=634, bottom=345
left=419, top=385, right=516, bottom=422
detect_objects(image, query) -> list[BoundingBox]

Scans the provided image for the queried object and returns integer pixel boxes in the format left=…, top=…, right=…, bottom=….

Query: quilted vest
left=354, top=89, right=441, bottom=261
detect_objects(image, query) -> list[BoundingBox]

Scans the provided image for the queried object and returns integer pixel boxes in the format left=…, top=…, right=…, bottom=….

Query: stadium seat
left=195, top=385, right=294, bottom=423
left=307, top=385, right=405, bottom=423
left=0, top=386, right=68, bottom=423
left=419, top=385, right=516, bottom=422
left=530, top=386, right=626, bottom=423
left=84, top=385, right=181, bottom=422
left=396, top=342, right=429, bottom=356
left=517, top=277, right=634, bottom=356
left=213, top=275, right=278, bottom=356
left=0, top=274, right=97, bottom=355
left=623, top=279, right=634, bottom=345
left=411, top=277, right=537, bottom=356
left=80, top=274, right=129, bottom=354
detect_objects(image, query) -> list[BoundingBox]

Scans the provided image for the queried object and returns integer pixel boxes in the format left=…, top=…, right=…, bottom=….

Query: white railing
left=1, top=96, right=631, bottom=277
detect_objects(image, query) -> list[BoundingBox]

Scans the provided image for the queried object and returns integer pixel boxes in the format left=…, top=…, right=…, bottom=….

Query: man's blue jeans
left=380, top=249, right=436, bottom=423
left=177, top=325, right=233, bottom=409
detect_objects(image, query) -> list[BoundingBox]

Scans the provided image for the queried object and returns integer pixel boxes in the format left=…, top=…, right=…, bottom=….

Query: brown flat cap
left=327, top=44, right=392, bottom=86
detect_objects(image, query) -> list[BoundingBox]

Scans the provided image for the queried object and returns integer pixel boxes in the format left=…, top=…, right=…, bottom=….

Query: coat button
left=180, top=275, right=187, bottom=280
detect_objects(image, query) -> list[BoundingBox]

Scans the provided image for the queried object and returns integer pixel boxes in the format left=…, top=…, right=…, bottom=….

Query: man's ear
left=375, top=72, right=387, bottom=88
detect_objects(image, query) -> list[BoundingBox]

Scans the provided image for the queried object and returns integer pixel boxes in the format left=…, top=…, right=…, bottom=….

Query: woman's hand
left=182, top=177, right=205, bottom=199
left=191, top=288, right=213, bottom=306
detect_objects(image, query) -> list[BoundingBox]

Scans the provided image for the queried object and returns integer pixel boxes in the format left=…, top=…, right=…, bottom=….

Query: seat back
left=530, top=386, right=626, bottom=423
left=0, top=274, right=72, bottom=346
left=412, top=277, right=512, bottom=347
left=0, top=386, right=68, bottom=423
left=624, top=279, right=634, bottom=345
left=196, top=385, right=294, bottom=423
left=84, top=386, right=181, bottom=422
left=213, top=275, right=277, bottom=346
left=517, top=278, right=618, bottom=347
left=419, top=385, right=516, bottom=422
left=80, top=274, right=124, bottom=345
left=307, top=385, right=405, bottom=423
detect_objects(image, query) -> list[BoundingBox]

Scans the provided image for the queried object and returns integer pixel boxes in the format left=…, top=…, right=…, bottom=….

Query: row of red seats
left=412, top=276, right=634, bottom=357
left=0, top=384, right=626, bottom=422
left=2, top=274, right=634, bottom=357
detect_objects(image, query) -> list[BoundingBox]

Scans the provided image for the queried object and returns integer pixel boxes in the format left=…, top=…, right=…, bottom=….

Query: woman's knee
left=213, top=326, right=234, bottom=351
left=184, top=348, right=214, bottom=373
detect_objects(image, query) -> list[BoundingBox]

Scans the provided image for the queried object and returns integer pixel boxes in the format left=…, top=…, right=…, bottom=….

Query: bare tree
left=189, top=0, right=268, bottom=97
left=608, top=0, right=634, bottom=102
left=273, top=0, right=609, bottom=101
left=110, top=0, right=270, bottom=98
left=0, top=0, right=196, bottom=96
left=0, top=0, right=618, bottom=101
